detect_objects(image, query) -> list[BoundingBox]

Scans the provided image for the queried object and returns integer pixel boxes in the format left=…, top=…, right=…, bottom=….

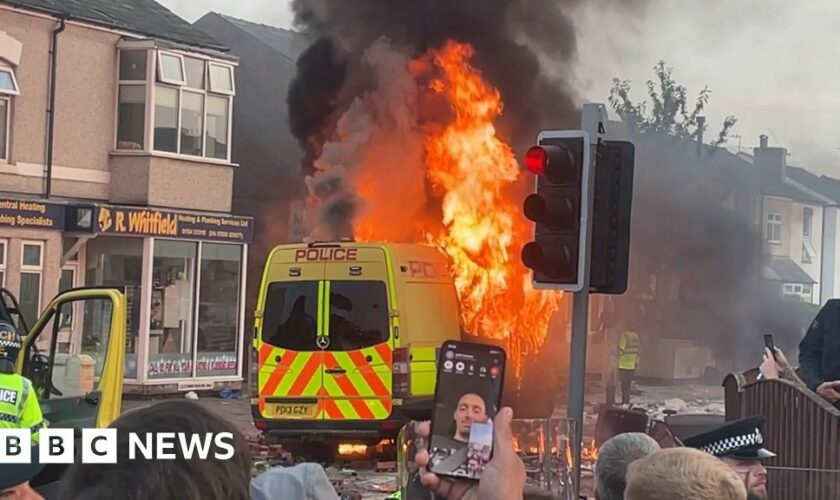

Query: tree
left=609, top=61, right=737, bottom=147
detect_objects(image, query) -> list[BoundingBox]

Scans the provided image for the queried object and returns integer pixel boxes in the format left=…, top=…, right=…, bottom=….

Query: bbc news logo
left=0, top=429, right=236, bottom=463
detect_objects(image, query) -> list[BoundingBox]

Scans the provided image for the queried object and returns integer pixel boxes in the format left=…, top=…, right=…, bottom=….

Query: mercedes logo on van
left=316, top=336, right=330, bottom=349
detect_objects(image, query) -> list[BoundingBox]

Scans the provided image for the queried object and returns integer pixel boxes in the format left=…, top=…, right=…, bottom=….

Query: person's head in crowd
left=60, top=400, right=252, bottom=500
left=593, top=432, right=660, bottom=500
left=452, top=392, right=488, bottom=442
left=0, top=446, right=45, bottom=500
left=682, top=416, right=773, bottom=500
left=250, top=463, right=338, bottom=500
left=625, top=448, right=747, bottom=500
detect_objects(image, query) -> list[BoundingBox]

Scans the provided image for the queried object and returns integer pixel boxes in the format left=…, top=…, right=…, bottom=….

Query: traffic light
left=590, top=141, right=635, bottom=294
left=521, top=131, right=592, bottom=291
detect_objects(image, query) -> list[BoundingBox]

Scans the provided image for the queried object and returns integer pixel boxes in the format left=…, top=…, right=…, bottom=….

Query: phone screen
left=428, top=341, right=506, bottom=480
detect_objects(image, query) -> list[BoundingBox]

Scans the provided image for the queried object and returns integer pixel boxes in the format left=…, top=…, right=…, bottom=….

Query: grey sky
left=159, top=0, right=840, bottom=176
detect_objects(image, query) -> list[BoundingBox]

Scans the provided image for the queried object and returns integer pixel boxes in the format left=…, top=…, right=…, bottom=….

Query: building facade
left=0, top=0, right=251, bottom=394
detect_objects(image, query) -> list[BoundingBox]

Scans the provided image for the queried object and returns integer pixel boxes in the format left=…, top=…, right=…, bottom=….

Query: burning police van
left=250, top=241, right=462, bottom=454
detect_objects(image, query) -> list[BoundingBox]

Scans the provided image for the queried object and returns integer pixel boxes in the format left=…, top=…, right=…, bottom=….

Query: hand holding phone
left=763, top=334, right=777, bottom=361
left=427, top=341, right=506, bottom=481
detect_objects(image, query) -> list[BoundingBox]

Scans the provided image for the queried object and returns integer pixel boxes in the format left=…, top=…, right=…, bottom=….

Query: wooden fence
left=723, top=372, right=840, bottom=500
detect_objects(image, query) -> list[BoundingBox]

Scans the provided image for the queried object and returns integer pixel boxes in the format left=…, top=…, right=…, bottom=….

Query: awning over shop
left=763, top=255, right=816, bottom=284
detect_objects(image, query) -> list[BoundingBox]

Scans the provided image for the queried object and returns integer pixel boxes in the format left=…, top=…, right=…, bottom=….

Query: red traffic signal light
left=521, top=131, right=590, bottom=291
left=524, top=144, right=577, bottom=184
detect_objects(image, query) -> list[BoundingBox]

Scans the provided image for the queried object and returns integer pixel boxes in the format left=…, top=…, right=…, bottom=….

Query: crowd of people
left=5, top=302, right=836, bottom=499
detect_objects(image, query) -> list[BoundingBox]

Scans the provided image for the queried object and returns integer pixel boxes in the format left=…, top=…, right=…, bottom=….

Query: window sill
left=110, top=150, right=238, bottom=168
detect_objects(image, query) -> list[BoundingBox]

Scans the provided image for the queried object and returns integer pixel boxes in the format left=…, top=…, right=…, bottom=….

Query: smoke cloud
left=287, top=0, right=589, bottom=240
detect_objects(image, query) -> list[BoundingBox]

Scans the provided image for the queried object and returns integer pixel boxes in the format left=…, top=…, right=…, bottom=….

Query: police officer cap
left=0, top=321, right=22, bottom=362
left=682, top=416, right=776, bottom=461
left=0, top=446, right=45, bottom=490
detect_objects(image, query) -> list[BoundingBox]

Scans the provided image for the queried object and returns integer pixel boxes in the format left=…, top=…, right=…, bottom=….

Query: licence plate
left=267, top=403, right=318, bottom=418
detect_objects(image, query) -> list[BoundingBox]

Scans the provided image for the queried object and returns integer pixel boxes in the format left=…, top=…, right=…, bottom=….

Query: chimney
left=696, top=116, right=705, bottom=156
left=753, top=134, right=786, bottom=181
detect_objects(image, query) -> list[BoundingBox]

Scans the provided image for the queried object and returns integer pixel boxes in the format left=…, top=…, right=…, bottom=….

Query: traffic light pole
left=567, top=103, right=606, bottom=498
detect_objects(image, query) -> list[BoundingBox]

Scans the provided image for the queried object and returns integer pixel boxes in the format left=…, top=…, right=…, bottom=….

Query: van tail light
left=249, top=344, right=259, bottom=399
left=392, top=347, right=410, bottom=399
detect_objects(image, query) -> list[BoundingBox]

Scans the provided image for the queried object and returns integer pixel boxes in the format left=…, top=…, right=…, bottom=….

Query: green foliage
left=609, top=61, right=737, bottom=147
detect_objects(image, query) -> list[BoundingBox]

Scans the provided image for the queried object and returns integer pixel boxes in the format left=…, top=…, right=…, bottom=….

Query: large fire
left=353, top=40, right=564, bottom=367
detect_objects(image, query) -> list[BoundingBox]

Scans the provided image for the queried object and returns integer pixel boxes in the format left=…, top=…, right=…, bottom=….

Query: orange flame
left=348, top=40, right=564, bottom=369
left=581, top=439, right=599, bottom=461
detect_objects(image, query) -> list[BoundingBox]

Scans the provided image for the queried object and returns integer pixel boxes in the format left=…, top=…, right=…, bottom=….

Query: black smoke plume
left=286, top=0, right=583, bottom=175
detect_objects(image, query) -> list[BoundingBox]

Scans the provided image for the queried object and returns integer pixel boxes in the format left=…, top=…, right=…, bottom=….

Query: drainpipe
left=45, top=16, right=66, bottom=199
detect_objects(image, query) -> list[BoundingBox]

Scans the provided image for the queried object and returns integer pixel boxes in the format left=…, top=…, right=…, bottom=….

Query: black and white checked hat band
left=700, top=427, right=763, bottom=456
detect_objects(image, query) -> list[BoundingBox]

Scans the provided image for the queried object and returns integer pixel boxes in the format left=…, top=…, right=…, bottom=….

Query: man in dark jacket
left=798, top=299, right=840, bottom=407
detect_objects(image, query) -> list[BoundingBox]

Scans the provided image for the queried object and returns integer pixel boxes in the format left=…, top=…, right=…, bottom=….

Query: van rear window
left=262, top=281, right=319, bottom=351
left=328, top=281, right=389, bottom=351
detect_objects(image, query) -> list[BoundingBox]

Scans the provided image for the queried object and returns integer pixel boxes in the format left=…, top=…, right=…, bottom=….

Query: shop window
left=196, top=243, right=241, bottom=377
left=19, top=241, right=44, bottom=327
left=85, top=236, right=143, bottom=379
left=262, top=281, right=319, bottom=351
left=113, top=47, right=235, bottom=162
left=0, top=239, right=6, bottom=287
left=327, top=281, right=389, bottom=351
left=148, top=240, right=197, bottom=379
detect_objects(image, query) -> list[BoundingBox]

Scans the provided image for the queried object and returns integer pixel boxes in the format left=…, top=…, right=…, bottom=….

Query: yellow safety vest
left=0, top=372, right=45, bottom=443
left=618, top=331, right=641, bottom=370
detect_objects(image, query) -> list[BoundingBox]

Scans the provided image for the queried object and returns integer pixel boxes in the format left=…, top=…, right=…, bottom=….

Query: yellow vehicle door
left=256, top=253, right=325, bottom=420
left=17, top=288, right=126, bottom=429
left=321, top=247, right=394, bottom=421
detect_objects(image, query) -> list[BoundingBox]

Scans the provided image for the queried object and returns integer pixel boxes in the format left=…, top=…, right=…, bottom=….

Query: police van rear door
left=18, top=288, right=126, bottom=430
left=257, top=247, right=326, bottom=420
left=321, top=246, right=394, bottom=421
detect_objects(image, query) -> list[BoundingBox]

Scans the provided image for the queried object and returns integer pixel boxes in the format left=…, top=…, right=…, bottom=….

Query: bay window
left=115, top=46, right=235, bottom=162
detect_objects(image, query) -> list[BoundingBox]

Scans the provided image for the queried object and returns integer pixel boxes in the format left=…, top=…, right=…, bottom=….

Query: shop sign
left=148, top=352, right=238, bottom=379
left=0, top=198, right=65, bottom=230
left=96, top=206, right=253, bottom=243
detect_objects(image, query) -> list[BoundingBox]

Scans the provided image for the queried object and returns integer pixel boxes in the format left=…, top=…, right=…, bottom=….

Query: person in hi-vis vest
left=617, top=324, right=642, bottom=406
left=0, top=322, right=45, bottom=443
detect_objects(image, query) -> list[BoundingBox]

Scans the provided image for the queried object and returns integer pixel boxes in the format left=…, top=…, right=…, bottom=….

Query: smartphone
left=427, top=340, right=506, bottom=481
left=763, top=334, right=777, bottom=360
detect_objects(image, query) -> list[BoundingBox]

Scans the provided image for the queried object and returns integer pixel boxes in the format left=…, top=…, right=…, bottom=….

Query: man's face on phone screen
left=453, top=393, right=488, bottom=441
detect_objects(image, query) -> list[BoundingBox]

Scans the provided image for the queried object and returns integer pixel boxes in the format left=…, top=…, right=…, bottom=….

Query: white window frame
left=803, top=207, right=814, bottom=240
left=20, top=240, right=44, bottom=317
left=114, top=48, right=151, bottom=152
left=207, top=62, right=235, bottom=96
left=157, top=51, right=186, bottom=86
left=766, top=212, right=783, bottom=244
left=0, top=66, right=20, bottom=96
left=0, top=95, right=9, bottom=162
left=0, top=238, right=7, bottom=288
left=113, top=46, right=235, bottom=163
